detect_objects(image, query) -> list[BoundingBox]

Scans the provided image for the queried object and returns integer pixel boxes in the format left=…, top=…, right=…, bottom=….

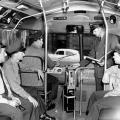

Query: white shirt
left=102, top=65, right=120, bottom=97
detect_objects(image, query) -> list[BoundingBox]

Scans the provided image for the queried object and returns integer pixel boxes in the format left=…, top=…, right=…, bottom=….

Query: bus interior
left=0, top=0, right=120, bottom=120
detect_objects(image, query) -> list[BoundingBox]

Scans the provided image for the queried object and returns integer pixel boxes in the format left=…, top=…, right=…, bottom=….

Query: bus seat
left=99, top=108, right=120, bottom=120
left=0, top=116, right=11, bottom=120
left=19, top=56, right=43, bottom=86
left=19, top=56, right=51, bottom=99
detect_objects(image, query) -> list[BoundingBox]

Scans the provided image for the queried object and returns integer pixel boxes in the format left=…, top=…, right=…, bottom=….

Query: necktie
left=0, top=69, right=8, bottom=97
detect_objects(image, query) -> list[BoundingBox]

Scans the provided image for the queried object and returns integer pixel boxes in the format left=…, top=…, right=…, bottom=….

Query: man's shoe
left=45, top=113, right=56, bottom=120
left=40, top=113, right=56, bottom=120
left=47, top=103, right=55, bottom=111
left=86, top=110, right=89, bottom=115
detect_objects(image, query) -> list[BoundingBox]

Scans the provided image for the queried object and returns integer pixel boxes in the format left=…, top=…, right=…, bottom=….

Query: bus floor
left=47, top=98, right=87, bottom=120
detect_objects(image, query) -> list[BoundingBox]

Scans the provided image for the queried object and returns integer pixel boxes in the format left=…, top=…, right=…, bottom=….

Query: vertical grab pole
left=101, top=0, right=109, bottom=71
left=100, top=0, right=109, bottom=89
left=79, top=68, right=82, bottom=116
left=39, top=0, right=48, bottom=105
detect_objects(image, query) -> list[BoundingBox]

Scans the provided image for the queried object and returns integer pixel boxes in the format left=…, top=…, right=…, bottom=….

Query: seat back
left=19, top=56, right=44, bottom=87
left=19, top=55, right=52, bottom=101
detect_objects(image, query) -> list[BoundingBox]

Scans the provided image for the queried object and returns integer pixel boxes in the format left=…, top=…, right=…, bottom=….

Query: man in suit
left=3, top=49, right=56, bottom=120
left=0, top=44, right=23, bottom=120
left=80, top=25, right=120, bottom=91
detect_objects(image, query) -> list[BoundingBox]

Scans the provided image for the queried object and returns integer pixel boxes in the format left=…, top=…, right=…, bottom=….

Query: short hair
left=29, top=35, right=43, bottom=46
left=29, top=31, right=43, bottom=46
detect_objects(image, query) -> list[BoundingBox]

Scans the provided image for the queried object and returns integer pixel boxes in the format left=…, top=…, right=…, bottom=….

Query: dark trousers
left=22, top=74, right=59, bottom=115
left=47, top=74, right=59, bottom=101
left=13, top=93, right=39, bottom=120
left=86, top=91, right=120, bottom=120
left=0, top=103, right=23, bottom=120
left=94, top=66, right=104, bottom=91
left=23, top=86, right=46, bottom=115
left=86, top=91, right=108, bottom=114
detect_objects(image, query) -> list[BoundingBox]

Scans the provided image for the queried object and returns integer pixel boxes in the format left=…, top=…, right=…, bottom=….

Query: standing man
left=80, top=25, right=120, bottom=91
left=0, top=45, right=23, bottom=120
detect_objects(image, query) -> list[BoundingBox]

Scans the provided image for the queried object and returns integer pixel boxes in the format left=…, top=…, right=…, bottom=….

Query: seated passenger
left=20, top=36, right=59, bottom=110
left=0, top=45, right=23, bottom=120
left=3, top=49, right=56, bottom=120
left=86, top=49, right=120, bottom=120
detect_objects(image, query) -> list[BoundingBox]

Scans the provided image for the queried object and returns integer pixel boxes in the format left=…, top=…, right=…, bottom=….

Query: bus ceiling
left=0, top=0, right=120, bottom=34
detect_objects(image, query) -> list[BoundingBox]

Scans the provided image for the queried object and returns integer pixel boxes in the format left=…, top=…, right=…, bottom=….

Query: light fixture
left=109, top=15, right=116, bottom=24
left=17, top=5, right=28, bottom=11
left=62, top=0, right=69, bottom=13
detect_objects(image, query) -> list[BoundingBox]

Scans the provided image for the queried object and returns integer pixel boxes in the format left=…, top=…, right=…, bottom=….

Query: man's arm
left=2, top=69, right=13, bottom=97
left=47, top=56, right=56, bottom=69
left=3, top=62, right=39, bottom=107
left=2, top=69, right=21, bottom=105
left=80, top=46, right=96, bottom=67
left=3, top=63, right=30, bottom=99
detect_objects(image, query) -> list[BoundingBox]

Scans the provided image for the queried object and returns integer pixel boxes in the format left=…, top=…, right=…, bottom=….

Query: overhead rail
left=103, top=0, right=119, bottom=6
left=12, top=12, right=43, bottom=31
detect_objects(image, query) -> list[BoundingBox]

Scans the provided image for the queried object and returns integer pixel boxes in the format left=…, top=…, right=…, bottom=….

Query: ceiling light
left=62, top=0, right=69, bottom=13
left=17, top=5, right=28, bottom=11
left=109, top=15, right=116, bottom=24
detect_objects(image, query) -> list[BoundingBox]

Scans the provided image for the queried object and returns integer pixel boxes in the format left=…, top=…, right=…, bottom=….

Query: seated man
left=86, top=49, right=120, bottom=120
left=20, top=36, right=59, bottom=110
left=3, top=49, right=56, bottom=120
left=0, top=45, right=23, bottom=120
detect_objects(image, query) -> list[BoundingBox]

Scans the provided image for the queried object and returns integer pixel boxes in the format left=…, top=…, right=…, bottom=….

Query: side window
left=66, top=51, right=74, bottom=56
left=56, top=51, right=64, bottom=55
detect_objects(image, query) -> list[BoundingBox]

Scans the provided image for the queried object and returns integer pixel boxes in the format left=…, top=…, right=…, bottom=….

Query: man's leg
left=22, top=86, right=56, bottom=120
left=95, top=77, right=104, bottom=91
left=47, top=74, right=59, bottom=110
left=0, top=103, right=23, bottom=120
left=47, top=74, right=59, bottom=101
left=94, top=66, right=104, bottom=91
left=13, top=93, right=39, bottom=120
left=23, top=86, right=46, bottom=115
left=86, top=96, right=120, bottom=120
left=86, top=90, right=108, bottom=114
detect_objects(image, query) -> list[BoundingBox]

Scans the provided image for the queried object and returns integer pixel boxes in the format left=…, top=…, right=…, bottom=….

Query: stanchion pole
left=38, top=0, right=48, bottom=105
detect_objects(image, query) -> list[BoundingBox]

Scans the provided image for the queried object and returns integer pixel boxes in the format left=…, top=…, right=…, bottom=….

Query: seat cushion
left=0, top=116, right=11, bottom=120
left=99, top=108, right=120, bottom=120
